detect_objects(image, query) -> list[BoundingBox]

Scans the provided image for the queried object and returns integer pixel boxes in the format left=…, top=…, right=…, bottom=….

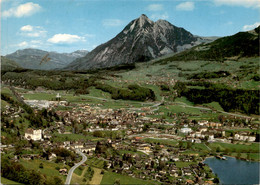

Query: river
left=204, top=156, right=259, bottom=184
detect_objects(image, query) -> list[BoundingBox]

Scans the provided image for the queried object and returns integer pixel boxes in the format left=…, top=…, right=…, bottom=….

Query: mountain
left=1, top=56, right=21, bottom=71
left=65, top=14, right=215, bottom=70
left=157, top=26, right=260, bottom=63
left=5, top=49, right=89, bottom=70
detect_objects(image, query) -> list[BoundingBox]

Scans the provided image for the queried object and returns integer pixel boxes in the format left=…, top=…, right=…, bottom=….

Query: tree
left=247, top=153, right=250, bottom=160
left=114, top=179, right=120, bottom=185
left=103, top=161, right=107, bottom=169
left=158, top=160, right=165, bottom=170
left=187, top=142, right=192, bottom=149
left=28, top=170, right=43, bottom=185
left=14, top=143, right=23, bottom=155
left=237, top=151, right=241, bottom=159
left=178, top=141, right=183, bottom=149
left=46, top=176, right=63, bottom=185
left=213, top=177, right=220, bottom=183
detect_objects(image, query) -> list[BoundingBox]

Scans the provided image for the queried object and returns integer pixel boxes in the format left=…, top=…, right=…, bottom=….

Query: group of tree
left=1, top=157, right=63, bottom=185
left=83, top=167, right=94, bottom=182
left=174, top=82, right=259, bottom=115
left=95, top=83, right=155, bottom=101
left=187, top=71, right=231, bottom=80
left=1, top=70, right=99, bottom=94
left=52, top=147, right=76, bottom=162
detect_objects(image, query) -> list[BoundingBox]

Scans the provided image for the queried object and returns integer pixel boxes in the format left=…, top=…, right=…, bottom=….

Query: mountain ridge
left=155, top=26, right=260, bottom=63
left=5, top=48, right=89, bottom=70
left=64, top=14, right=216, bottom=70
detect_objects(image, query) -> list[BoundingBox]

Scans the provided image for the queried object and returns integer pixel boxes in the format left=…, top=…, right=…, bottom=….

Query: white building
left=24, top=100, right=53, bottom=109
left=234, top=134, right=256, bottom=142
left=180, top=127, right=192, bottom=134
left=25, top=128, right=42, bottom=141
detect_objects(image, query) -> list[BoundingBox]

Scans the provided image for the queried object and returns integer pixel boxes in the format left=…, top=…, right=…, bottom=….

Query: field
left=51, top=133, right=102, bottom=142
left=175, top=161, right=196, bottom=168
left=100, top=171, right=159, bottom=185
left=85, top=157, right=105, bottom=168
left=71, top=165, right=104, bottom=185
left=1, top=177, right=24, bottom=185
left=118, top=57, right=259, bottom=91
left=71, top=166, right=88, bottom=184
left=208, top=142, right=259, bottom=153
left=19, top=159, right=69, bottom=182
left=88, top=168, right=103, bottom=185
left=119, top=150, right=147, bottom=155
left=143, top=138, right=178, bottom=147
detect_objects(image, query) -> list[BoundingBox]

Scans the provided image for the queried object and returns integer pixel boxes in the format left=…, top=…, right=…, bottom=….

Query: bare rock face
left=65, top=14, right=213, bottom=70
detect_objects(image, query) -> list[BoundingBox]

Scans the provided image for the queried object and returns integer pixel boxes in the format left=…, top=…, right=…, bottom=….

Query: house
left=234, top=133, right=256, bottom=142
left=25, top=128, right=42, bottom=141
left=208, top=134, right=214, bottom=141
left=59, top=168, right=68, bottom=175
left=81, top=146, right=96, bottom=153
left=49, top=153, right=57, bottom=160
left=180, top=127, right=192, bottom=134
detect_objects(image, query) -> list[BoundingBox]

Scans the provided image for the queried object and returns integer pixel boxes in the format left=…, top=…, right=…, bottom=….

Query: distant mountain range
left=64, top=14, right=216, bottom=70
left=4, top=15, right=257, bottom=72
left=5, top=49, right=89, bottom=70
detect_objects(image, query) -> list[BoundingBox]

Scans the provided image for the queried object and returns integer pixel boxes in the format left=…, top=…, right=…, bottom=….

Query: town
left=1, top=84, right=259, bottom=184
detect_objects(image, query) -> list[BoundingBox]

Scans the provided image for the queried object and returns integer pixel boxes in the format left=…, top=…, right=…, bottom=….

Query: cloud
left=176, top=2, right=194, bottom=11
left=243, top=22, right=260, bottom=31
left=20, top=25, right=33, bottom=31
left=213, top=0, right=260, bottom=9
left=16, top=41, right=28, bottom=47
left=84, top=34, right=95, bottom=38
left=102, top=19, right=124, bottom=27
left=20, top=25, right=47, bottom=37
left=47, top=34, right=85, bottom=44
left=150, top=12, right=169, bottom=20
left=2, top=2, right=41, bottom=18
left=0, top=0, right=8, bottom=4
left=29, top=40, right=48, bottom=48
left=147, top=4, right=163, bottom=11
left=14, top=40, right=49, bottom=49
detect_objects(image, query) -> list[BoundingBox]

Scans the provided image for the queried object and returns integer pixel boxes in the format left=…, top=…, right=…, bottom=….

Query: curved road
left=65, top=150, right=87, bottom=185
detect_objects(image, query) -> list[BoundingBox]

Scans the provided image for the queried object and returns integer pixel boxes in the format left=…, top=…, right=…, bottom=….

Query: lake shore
left=204, top=156, right=260, bottom=185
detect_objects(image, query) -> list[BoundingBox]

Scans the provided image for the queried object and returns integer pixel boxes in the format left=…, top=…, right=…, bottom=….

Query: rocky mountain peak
left=64, top=15, right=215, bottom=71
left=137, top=14, right=153, bottom=27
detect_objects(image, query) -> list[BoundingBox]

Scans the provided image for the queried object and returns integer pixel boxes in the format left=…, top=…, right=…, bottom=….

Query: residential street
left=65, top=150, right=87, bottom=185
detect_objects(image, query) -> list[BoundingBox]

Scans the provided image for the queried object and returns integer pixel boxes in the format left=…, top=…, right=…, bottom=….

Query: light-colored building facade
left=25, top=128, right=42, bottom=141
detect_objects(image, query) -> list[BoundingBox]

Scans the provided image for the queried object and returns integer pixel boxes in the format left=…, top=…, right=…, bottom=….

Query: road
left=85, top=95, right=252, bottom=119
left=65, top=150, right=87, bottom=185
left=204, top=143, right=212, bottom=151
left=174, top=102, right=252, bottom=119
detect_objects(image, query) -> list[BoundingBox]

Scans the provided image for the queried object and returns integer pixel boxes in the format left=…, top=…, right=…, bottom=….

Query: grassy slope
left=89, top=168, right=103, bottom=185
left=51, top=133, right=101, bottom=142
left=157, top=29, right=259, bottom=62
left=19, top=159, right=68, bottom=182
left=1, top=177, right=24, bottom=185
left=100, top=171, right=158, bottom=185
left=1, top=56, right=21, bottom=71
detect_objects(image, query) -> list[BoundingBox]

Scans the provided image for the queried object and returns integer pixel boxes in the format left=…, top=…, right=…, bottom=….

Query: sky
left=1, top=0, right=260, bottom=55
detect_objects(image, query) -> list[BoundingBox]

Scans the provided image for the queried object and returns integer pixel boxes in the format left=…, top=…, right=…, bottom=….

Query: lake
left=204, top=156, right=259, bottom=185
